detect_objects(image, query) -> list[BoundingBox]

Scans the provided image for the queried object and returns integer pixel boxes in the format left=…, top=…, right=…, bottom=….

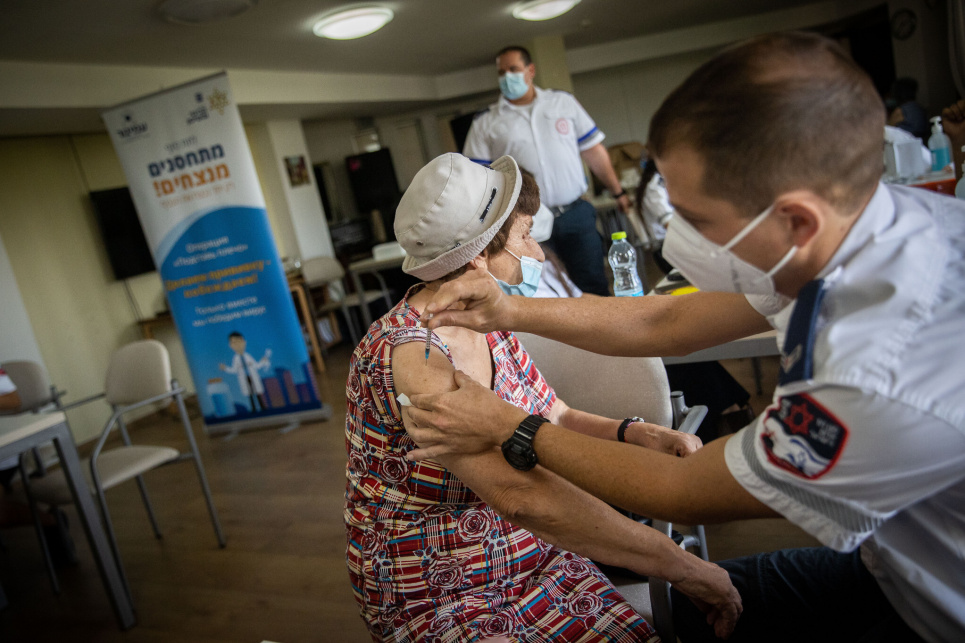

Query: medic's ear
left=773, top=191, right=824, bottom=248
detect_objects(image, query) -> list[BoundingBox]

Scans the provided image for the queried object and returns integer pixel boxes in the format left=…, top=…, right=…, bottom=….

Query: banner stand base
left=203, top=403, right=333, bottom=438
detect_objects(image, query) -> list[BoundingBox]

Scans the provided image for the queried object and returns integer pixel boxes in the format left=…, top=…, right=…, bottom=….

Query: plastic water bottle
left=608, top=231, right=644, bottom=297
left=928, top=116, right=952, bottom=172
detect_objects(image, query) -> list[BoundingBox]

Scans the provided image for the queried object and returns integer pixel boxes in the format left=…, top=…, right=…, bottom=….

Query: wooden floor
left=0, top=343, right=817, bottom=643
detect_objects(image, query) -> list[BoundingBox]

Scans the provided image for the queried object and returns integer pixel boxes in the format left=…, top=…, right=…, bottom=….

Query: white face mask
left=662, top=203, right=797, bottom=296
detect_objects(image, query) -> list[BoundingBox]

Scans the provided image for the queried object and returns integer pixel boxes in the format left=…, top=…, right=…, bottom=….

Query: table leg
left=51, top=424, right=136, bottom=630
left=349, top=269, right=372, bottom=330
left=289, top=283, right=325, bottom=373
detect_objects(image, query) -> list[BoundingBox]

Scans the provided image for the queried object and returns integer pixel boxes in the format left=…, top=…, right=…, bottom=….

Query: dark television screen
left=89, top=187, right=156, bottom=280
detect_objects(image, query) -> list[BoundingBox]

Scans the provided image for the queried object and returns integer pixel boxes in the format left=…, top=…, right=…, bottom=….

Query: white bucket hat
left=395, top=153, right=521, bottom=281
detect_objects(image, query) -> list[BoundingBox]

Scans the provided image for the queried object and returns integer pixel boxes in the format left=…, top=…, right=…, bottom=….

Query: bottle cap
left=611, top=231, right=627, bottom=241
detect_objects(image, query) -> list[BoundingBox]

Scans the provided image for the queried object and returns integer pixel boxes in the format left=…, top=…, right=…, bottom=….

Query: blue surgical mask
left=491, top=250, right=542, bottom=297
left=499, top=72, right=529, bottom=100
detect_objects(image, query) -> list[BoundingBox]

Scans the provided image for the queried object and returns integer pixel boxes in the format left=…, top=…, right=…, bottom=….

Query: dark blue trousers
left=671, top=547, right=925, bottom=643
left=545, top=199, right=609, bottom=297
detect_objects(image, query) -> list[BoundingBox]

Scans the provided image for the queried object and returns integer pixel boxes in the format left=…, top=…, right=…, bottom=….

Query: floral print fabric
left=345, top=287, right=658, bottom=642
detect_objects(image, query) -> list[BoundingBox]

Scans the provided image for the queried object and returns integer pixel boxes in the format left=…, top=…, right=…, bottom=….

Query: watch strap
left=501, top=414, right=549, bottom=470
left=617, top=416, right=645, bottom=443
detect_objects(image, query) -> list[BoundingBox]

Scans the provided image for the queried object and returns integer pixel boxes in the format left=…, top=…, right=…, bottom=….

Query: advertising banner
left=103, top=72, right=327, bottom=433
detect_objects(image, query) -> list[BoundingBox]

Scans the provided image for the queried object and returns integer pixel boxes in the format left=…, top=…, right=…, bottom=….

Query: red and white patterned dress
left=345, top=287, right=658, bottom=642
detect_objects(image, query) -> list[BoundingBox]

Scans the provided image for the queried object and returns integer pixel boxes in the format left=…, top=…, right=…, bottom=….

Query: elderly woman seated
left=344, top=153, right=740, bottom=642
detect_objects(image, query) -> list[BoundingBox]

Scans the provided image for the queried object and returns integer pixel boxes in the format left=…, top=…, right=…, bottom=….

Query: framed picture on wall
left=285, top=155, right=310, bottom=187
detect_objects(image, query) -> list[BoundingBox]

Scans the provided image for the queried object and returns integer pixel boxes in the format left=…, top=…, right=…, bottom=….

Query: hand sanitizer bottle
left=928, top=117, right=952, bottom=172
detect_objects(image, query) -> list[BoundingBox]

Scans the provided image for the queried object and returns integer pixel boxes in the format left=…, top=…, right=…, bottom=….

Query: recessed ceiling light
left=157, top=0, right=256, bottom=25
left=312, top=6, right=394, bottom=40
left=512, top=0, right=581, bottom=21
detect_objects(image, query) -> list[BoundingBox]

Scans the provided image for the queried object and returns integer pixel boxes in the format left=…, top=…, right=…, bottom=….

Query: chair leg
left=341, top=304, right=360, bottom=345
left=174, top=392, right=226, bottom=548
left=695, top=524, right=709, bottom=561
left=19, top=456, right=60, bottom=595
left=133, top=474, right=164, bottom=540
left=92, top=469, right=135, bottom=608
left=649, top=518, right=677, bottom=643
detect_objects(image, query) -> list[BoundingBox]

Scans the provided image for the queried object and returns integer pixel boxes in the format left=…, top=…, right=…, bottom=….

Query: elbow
left=487, top=485, right=563, bottom=532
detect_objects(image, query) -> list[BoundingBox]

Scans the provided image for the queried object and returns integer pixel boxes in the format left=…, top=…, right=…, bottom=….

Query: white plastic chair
left=300, top=255, right=392, bottom=345
left=22, top=340, right=226, bottom=604
left=513, top=332, right=708, bottom=642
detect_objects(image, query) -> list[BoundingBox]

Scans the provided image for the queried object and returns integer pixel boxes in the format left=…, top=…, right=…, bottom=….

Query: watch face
left=502, top=440, right=537, bottom=470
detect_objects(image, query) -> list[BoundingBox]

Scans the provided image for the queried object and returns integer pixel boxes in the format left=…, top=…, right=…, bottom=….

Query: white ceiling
left=0, top=0, right=819, bottom=74
left=0, top=0, right=827, bottom=136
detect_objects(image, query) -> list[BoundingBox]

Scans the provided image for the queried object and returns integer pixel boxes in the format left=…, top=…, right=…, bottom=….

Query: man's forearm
left=510, top=291, right=769, bottom=357
left=581, top=143, right=622, bottom=195
left=528, top=423, right=777, bottom=524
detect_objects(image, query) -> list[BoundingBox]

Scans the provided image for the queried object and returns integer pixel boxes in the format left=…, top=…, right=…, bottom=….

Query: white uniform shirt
left=462, top=87, right=606, bottom=208
left=730, top=184, right=965, bottom=642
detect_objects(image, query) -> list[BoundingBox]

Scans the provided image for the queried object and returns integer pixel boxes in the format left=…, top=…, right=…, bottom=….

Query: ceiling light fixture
left=312, top=6, right=394, bottom=40
left=157, top=0, right=257, bottom=25
left=512, top=0, right=581, bottom=21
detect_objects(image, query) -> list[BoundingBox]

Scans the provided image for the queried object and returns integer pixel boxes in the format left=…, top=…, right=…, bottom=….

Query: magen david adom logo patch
left=761, top=393, right=848, bottom=479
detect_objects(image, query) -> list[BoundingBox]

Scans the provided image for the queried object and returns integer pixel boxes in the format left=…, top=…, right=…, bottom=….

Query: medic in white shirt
left=405, top=32, right=965, bottom=643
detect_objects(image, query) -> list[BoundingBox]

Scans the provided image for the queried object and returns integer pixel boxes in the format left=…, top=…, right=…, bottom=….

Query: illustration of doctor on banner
left=103, top=72, right=328, bottom=433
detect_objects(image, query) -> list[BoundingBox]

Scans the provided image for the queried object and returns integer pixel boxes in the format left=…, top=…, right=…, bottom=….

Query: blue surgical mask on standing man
left=499, top=72, right=529, bottom=101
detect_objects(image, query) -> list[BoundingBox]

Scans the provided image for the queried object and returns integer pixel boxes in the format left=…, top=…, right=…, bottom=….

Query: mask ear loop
left=710, top=203, right=777, bottom=258
left=758, top=245, right=798, bottom=282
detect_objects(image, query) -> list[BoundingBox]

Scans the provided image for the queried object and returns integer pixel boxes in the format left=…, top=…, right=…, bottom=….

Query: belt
left=549, top=198, right=585, bottom=217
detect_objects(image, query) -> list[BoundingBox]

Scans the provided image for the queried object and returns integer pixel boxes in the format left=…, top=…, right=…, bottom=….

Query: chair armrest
left=677, top=404, right=707, bottom=436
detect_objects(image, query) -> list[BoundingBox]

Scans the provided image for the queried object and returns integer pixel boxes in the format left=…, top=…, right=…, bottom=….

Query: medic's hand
left=405, top=370, right=528, bottom=461
left=670, top=558, right=743, bottom=639
left=422, top=269, right=515, bottom=334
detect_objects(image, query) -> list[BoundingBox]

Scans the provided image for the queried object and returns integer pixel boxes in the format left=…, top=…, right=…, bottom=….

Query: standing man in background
left=463, top=45, right=629, bottom=296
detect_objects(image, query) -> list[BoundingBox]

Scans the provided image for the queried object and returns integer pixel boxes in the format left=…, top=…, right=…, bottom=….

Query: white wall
left=265, top=120, right=334, bottom=260
left=0, top=231, right=44, bottom=367
left=572, top=47, right=720, bottom=147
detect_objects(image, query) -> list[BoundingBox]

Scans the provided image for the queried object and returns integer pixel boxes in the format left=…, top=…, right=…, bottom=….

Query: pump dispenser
left=928, top=116, right=953, bottom=172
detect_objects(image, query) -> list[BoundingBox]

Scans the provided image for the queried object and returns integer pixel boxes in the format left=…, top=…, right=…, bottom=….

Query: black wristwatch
left=617, top=416, right=645, bottom=443
left=501, top=414, right=549, bottom=471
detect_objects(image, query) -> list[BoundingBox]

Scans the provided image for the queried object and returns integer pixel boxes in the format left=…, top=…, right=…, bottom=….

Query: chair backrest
left=104, top=340, right=172, bottom=407
left=514, top=333, right=673, bottom=428
left=0, top=360, right=54, bottom=412
left=300, top=256, right=345, bottom=287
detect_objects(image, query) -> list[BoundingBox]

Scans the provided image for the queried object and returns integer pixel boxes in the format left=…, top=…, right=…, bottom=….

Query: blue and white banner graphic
left=103, top=72, right=324, bottom=431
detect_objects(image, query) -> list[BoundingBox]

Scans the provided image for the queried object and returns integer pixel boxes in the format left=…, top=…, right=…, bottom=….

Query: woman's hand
left=406, top=370, right=528, bottom=461
left=625, top=422, right=702, bottom=457
left=669, top=558, right=743, bottom=639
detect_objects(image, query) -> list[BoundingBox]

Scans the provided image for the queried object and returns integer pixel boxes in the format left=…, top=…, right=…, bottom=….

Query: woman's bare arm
left=549, top=398, right=701, bottom=457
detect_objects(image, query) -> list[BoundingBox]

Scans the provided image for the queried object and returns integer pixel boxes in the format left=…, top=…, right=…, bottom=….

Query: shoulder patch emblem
left=761, top=393, right=848, bottom=479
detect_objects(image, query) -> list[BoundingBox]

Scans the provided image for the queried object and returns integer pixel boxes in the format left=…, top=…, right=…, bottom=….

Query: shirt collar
left=817, top=182, right=894, bottom=280
left=497, top=85, right=543, bottom=113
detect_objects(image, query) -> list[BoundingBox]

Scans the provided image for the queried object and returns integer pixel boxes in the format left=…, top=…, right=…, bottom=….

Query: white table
left=0, top=412, right=135, bottom=629
left=661, top=330, right=780, bottom=365
left=346, top=254, right=405, bottom=329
